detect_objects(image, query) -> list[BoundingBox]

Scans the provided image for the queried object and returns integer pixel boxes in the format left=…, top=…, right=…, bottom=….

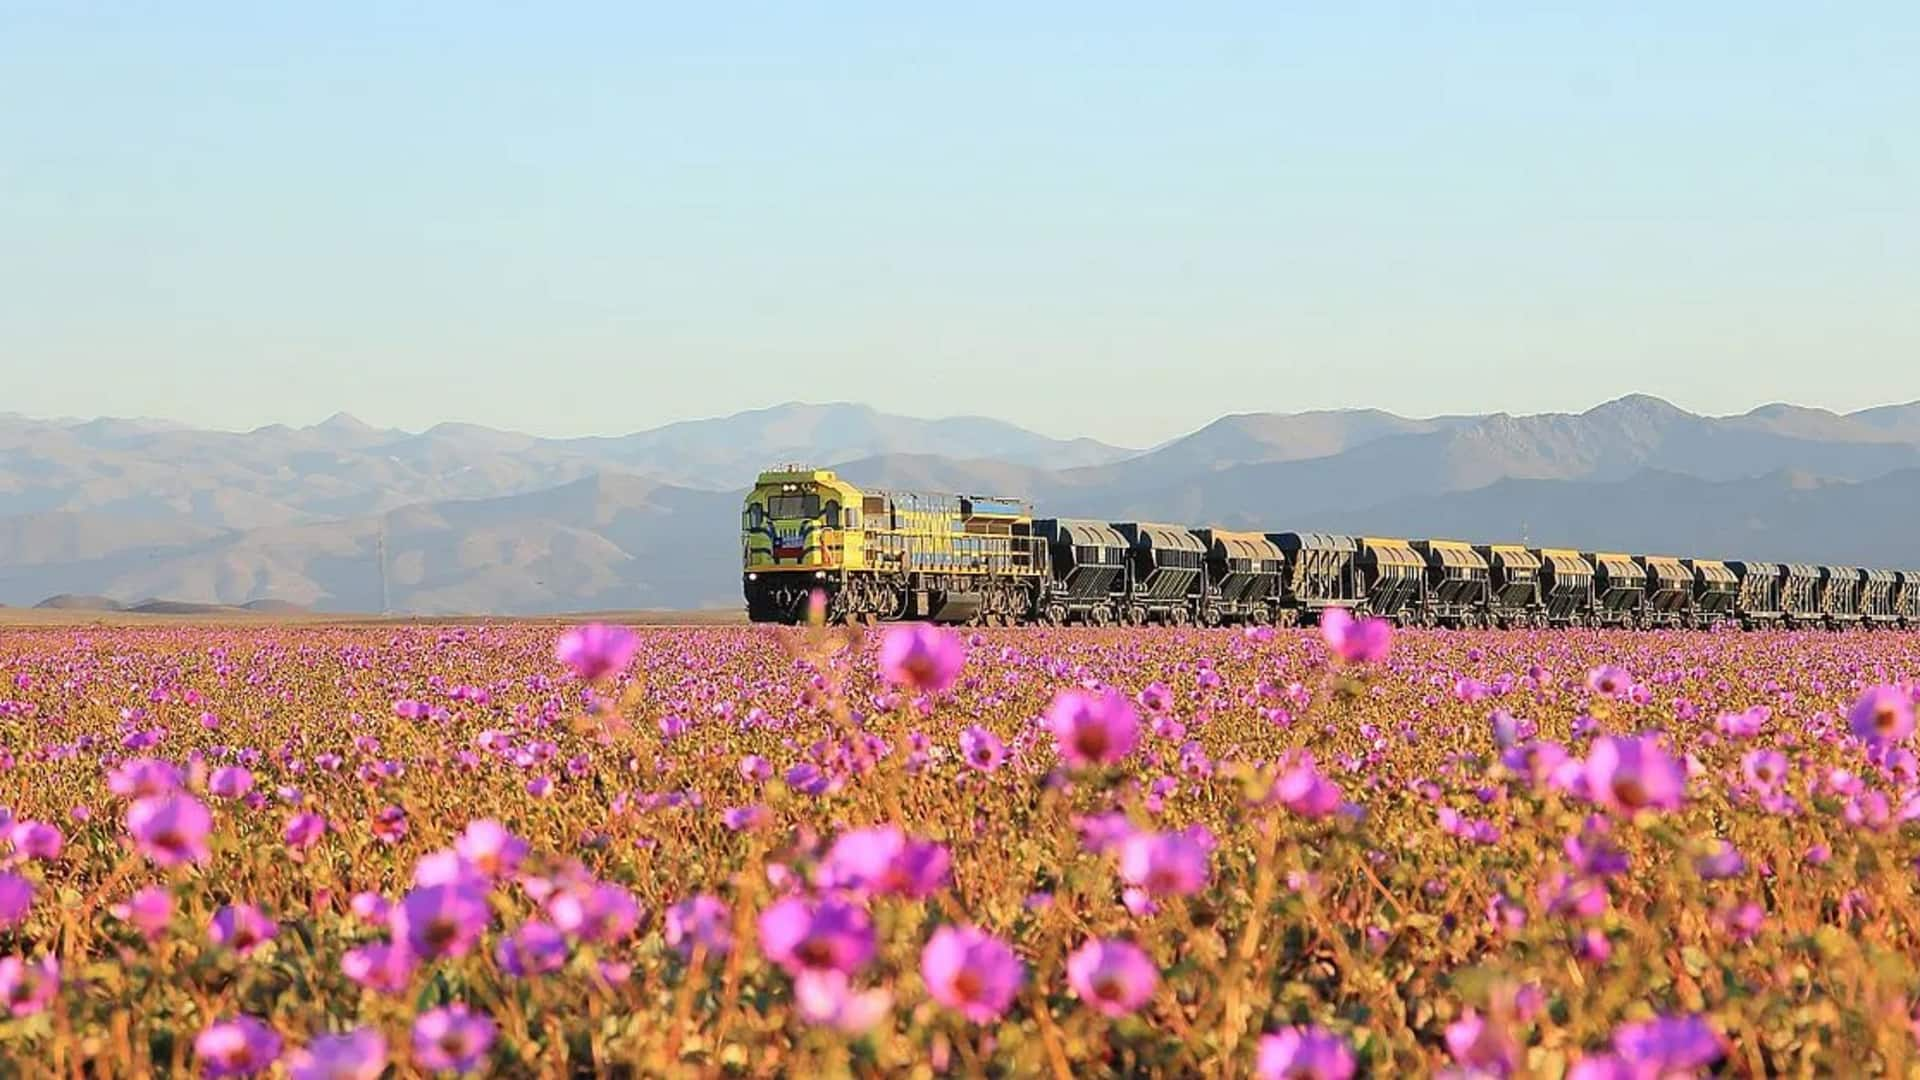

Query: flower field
left=2, top=618, right=1918, bottom=1077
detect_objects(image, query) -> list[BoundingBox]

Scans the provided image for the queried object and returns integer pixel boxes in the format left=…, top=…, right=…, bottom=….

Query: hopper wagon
left=1112, top=523, right=1207, bottom=626
left=1536, top=549, right=1596, bottom=628
left=741, top=466, right=1920, bottom=632
left=1476, top=544, right=1545, bottom=628
left=1684, top=559, right=1740, bottom=628
left=1727, top=562, right=1784, bottom=629
left=1196, top=529, right=1285, bottom=626
left=1638, top=556, right=1693, bottom=629
left=1818, top=566, right=1863, bottom=629
left=1898, top=572, right=1920, bottom=630
left=1357, top=538, right=1428, bottom=625
left=1779, top=564, right=1822, bottom=629
left=1269, top=533, right=1364, bottom=625
left=1033, top=519, right=1128, bottom=626
left=1861, top=569, right=1900, bottom=629
left=1411, top=540, right=1491, bottom=628
left=1585, top=553, right=1647, bottom=629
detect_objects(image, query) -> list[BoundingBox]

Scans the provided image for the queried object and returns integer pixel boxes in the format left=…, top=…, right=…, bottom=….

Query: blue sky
left=2, top=3, right=1914, bottom=446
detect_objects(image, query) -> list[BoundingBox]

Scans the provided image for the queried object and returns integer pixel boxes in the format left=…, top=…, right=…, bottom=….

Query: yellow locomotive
left=741, top=467, right=1043, bottom=624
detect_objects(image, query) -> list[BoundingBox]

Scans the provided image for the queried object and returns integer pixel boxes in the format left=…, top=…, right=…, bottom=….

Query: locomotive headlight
left=815, top=570, right=827, bottom=579
left=747, top=573, right=758, bottom=581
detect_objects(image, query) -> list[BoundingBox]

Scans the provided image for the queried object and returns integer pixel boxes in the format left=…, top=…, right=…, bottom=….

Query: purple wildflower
left=920, top=924, right=1025, bottom=1023
left=1256, top=1025, right=1357, bottom=1079
left=287, top=1028, right=387, bottom=1080
left=125, top=794, right=213, bottom=867
left=1319, top=608, right=1391, bottom=665
left=194, top=1016, right=283, bottom=1078
left=1065, top=938, right=1158, bottom=1017
left=554, top=624, right=638, bottom=682
left=878, top=624, right=965, bottom=694
left=757, top=897, right=875, bottom=976
left=1046, top=689, right=1140, bottom=768
left=411, top=1005, right=497, bottom=1074
left=664, top=895, right=734, bottom=961
left=0, top=955, right=58, bottom=1017
left=391, top=883, right=491, bottom=960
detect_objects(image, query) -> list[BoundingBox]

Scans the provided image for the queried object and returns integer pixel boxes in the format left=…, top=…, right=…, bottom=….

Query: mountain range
left=2, top=395, right=1918, bottom=614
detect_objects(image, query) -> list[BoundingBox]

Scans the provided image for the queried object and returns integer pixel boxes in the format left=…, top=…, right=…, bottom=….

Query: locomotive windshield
left=767, top=493, right=822, bottom=519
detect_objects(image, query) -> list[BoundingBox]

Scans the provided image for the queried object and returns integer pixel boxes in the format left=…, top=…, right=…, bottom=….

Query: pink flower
left=1586, top=665, right=1633, bottom=699
left=1445, top=1009, right=1519, bottom=1075
left=793, top=970, right=893, bottom=1034
left=111, top=886, right=174, bottom=939
left=1065, top=939, right=1158, bottom=1017
left=1117, top=829, right=1212, bottom=897
left=287, top=1028, right=387, bottom=1080
left=0, top=874, right=30, bottom=928
left=546, top=881, right=642, bottom=944
left=1046, top=689, right=1140, bottom=768
left=411, top=1005, right=496, bottom=1074
left=194, top=1016, right=283, bottom=1078
left=208, top=904, right=279, bottom=955
left=920, top=925, right=1025, bottom=1023
left=0, top=955, right=58, bottom=1017
left=283, top=812, right=327, bottom=850
left=370, top=805, right=408, bottom=844
left=816, top=826, right=952, bottom=899
left=757, top=897, right=875, bottom=976
left=554, top=623, right=639, bottom=682
left=453, top=820, right=528, bottom=878
left=1274, top=753, right=1343, bottom=819
left=208, top=766, right=254, bottom=800
left=959, top=725, right=1006, bottom=772
left=1584, top=735, right=1686, bottom=814
left=1319, top=608, right=1391, bottom=665
left=1850, top=686, right=1915, bottom=745
left=392, top=883, right=491, bottom=960
left=878, top=624, right=965, bottom=693
left=1256, top=1025, right=1356, bottom=1079
left=665, top=895, right=733, bottom=961
left=8, top=821, right=63, bottom=861
left=125, top=794, right=213, bottom=867
left=340, top=942, right=417, bottom=994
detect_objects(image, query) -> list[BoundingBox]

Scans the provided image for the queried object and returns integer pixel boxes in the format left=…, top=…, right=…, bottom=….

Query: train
left=741, top=466, right=1920, bottom=631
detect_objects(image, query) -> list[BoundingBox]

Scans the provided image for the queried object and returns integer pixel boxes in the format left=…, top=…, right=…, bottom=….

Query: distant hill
left=2, top=395, right=1917, bottom=613
left=34, top=593, right=125, bottom=611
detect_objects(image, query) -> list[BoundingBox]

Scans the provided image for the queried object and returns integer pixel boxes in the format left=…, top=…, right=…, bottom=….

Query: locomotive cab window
left=768, top=494, right=822, bottom=519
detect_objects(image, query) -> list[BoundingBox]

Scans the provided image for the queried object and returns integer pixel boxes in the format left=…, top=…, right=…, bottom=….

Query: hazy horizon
left=8, top=390, right=1920, bottom=448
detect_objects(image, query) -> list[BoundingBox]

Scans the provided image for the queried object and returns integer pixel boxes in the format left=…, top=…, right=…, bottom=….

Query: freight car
left=742, top=467, right=1917, bottom=631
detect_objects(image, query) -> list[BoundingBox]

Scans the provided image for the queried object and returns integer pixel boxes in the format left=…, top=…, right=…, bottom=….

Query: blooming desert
left=0, top=617, right=1917, bottom=1076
